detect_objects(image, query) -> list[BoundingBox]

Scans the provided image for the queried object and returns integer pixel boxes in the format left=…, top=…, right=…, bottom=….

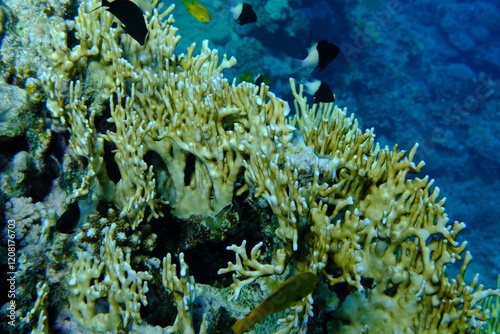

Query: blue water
left=173, top=0, right=500, bottom=287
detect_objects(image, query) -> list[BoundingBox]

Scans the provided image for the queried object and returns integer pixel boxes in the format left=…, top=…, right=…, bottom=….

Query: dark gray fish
left=56, top=201, right=81, bottom=234
left=254, top=74, right=264, bottom=87
left=56, top=199, right=98, bottom=234
left=94, top=0, right=148, bottom=45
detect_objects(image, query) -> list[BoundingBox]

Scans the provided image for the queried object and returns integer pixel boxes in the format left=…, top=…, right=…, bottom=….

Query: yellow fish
left=232, top=272, right=319, bottom=334
left=182, top=0, right=212, bottom=23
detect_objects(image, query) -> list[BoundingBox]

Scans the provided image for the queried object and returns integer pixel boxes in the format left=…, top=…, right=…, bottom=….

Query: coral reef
left=253, top=0, right=309, bottom=37
left=0, top=0, right=499, bottom=334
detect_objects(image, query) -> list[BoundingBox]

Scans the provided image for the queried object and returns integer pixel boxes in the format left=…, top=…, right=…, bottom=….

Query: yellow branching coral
left=162, top=253, right=209, bottom=334
left=34, top=1, right=499, bottom=333
left=67, top=224, right=152, bottom=331
left=223, top=79, right=499, bottom=333
left=218, top=240, right=288, bottom=300
left=41, top=0, right=293, bottom=226
left=20, top=282, right=49, bottom=334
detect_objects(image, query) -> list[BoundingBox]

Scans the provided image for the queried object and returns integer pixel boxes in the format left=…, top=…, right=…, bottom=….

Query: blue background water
left=170, top=0, right=500, bottom=287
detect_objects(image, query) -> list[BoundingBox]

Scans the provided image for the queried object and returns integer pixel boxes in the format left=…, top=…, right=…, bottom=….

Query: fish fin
left=290, top=58, right=304, bottom=74
left=89, top=0, right=111, bottom=13
left=181, top=0, right=192, bottom=6
left=75, top=198, right=99, bottom=230
left=290, top=59, right=314, bottom=77
left=89, top=5, right=105, bottom=13
left=231, top=318, right=250, bottom=334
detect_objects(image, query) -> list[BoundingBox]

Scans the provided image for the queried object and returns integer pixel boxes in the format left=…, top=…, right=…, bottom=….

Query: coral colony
left=0, top=0, right=499, bottom=333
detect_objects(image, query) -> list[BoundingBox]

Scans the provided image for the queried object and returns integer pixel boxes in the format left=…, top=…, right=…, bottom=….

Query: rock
left=0, top=84, right=30, bottom=138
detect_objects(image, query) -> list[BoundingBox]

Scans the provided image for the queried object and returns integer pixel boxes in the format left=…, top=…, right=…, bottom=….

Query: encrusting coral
left=3, top=197, right=47, bottom=244
left=8, top=0, right=499, bottom=333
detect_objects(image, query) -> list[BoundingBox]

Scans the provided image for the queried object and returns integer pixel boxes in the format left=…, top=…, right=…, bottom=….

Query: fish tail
left=232, top=312, right=263, bottom=334
left=290, top=58, right=305, bottom=74
left=89, top=5, right=103, bottom=13
left=231, top=318, right=251, bottom=334
left=290, top=60, right=314, bottom=83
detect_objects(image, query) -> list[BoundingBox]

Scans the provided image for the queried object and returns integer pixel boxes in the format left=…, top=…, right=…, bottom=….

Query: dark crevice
left=30, top=131, right=69, bottom=202
left=0, top=135, right=29, bottom=160
left=63, top=0, right=79, bottom=20
left=183, top=153, right=196, bottom=186
left=103, top=141, right=120, bottom=183
left=94, top=104, right=115, bottom=134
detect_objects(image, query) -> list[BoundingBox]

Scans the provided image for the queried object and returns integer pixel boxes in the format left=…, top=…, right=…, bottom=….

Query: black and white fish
left=292, top=40, right=340, bottom=74
left=304, top=80, right=335, bottom=103
left=230, top=3, right=257, bottom=25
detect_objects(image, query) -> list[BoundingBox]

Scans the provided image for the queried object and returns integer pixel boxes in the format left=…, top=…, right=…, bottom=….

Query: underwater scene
left=0, top=0, right=499, bottom=333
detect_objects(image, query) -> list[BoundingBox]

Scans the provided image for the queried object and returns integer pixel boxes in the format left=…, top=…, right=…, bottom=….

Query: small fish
left=230, top=3, right=257, bottom=25
left=56, top=201, right=81, bottom=234
left=232, top=272, right=319, bottom=334
left=305, top=80, right=335, bottom=103
left=182, top=0, right=212, bottom=23
left=253, top=74, right=267, bottom=87
left=291, top=39, right=340, bottom=74
left=92, top=0, right=148, bottom=45
left=56, top=199, right=98, bottom=234
left=238, top=72, right=270, bottom=86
